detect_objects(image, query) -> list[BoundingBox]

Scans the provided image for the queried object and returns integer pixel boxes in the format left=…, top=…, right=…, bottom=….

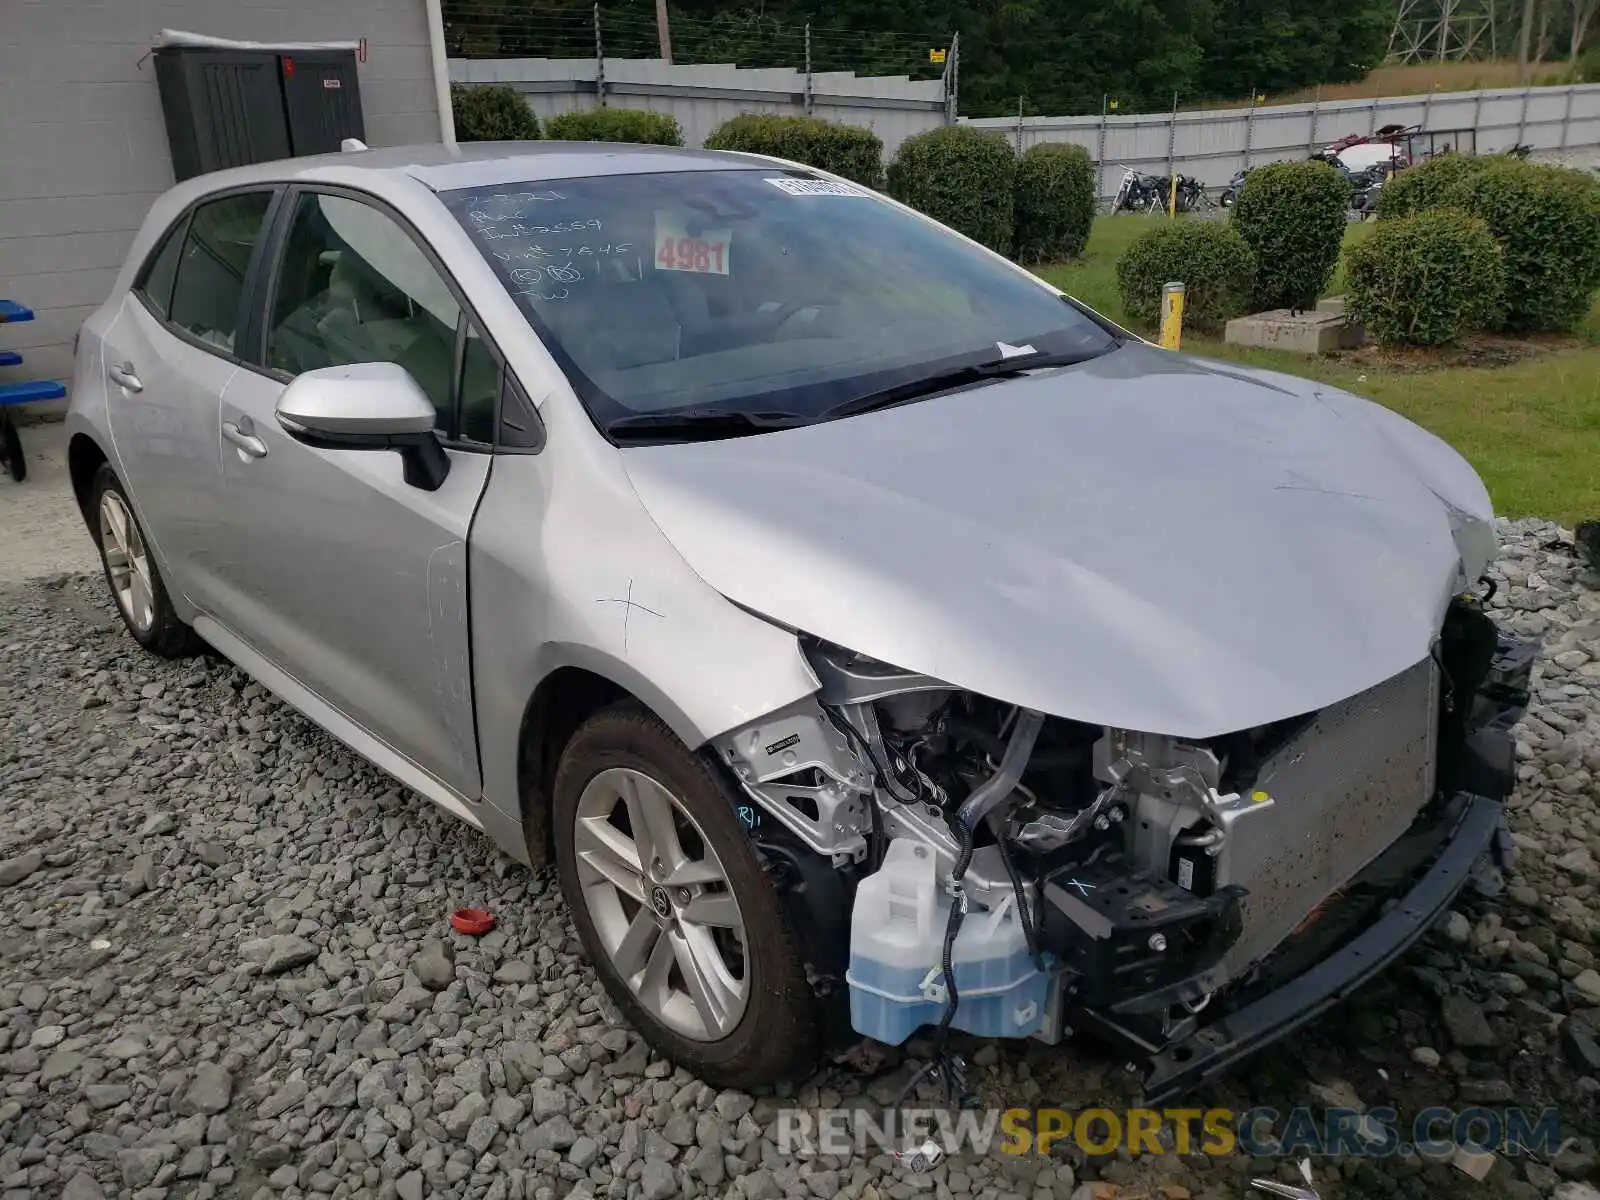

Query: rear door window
left=166, top=192, right=275, bottom=354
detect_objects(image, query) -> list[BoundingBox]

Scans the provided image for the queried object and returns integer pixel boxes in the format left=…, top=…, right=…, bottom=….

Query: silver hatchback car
left=69, top=142, right=1528, bottom=1098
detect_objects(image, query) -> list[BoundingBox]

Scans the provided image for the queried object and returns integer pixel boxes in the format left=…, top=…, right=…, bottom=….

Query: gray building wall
left=0, top=0, right=443, bottom=403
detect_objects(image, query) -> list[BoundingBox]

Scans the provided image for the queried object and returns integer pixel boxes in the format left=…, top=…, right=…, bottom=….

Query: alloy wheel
left=572, top=767, right=749, bottom=1041
left=99, top=491, right=155, bottom=633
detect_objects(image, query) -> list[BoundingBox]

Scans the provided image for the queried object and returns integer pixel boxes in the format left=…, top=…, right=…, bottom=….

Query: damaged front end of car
left=714, top=596, right=1536, bottom=1102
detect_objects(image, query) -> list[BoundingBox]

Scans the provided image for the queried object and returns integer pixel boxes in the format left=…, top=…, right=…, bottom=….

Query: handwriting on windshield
left=473, top=217, right=603, bottom=239
left=510, top=262, right=584, bottom=284
left=462, top=192, right=645, bottom=304
left=493, top=243, right=632, bottom=261
left=464, top=190, right=567, bottom=207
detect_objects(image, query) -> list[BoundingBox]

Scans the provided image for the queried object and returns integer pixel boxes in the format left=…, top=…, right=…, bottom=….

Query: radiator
left=1218, top=656, right=1440, bottom=979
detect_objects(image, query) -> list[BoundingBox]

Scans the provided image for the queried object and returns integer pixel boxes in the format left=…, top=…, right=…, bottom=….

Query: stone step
left=1224, top=307, right=1365, bottom=354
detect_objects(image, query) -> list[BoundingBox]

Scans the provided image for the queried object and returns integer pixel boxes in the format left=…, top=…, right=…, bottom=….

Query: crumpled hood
left=620, top=343, right=1495, bottom=737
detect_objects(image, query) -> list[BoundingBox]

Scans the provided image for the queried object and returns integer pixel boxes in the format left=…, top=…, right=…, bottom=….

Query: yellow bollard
left=1158, top=281, right=1185, bottom=350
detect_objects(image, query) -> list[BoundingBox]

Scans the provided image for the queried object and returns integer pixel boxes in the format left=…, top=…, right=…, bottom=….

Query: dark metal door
left=155, top=49, right=291, bottom=181
left=279, top=51, right=366, bottom=156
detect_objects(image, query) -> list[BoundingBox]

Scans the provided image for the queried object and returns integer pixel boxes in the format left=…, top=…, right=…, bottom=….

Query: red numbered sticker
left=654, top=214, right=730, bottom=275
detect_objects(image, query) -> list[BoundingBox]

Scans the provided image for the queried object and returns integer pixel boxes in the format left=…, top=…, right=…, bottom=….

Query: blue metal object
left=0, top=300, right=36, bottom=323
left=0, top=351, right=21, bottom=367
left=0, top=380, right=66, bottom=406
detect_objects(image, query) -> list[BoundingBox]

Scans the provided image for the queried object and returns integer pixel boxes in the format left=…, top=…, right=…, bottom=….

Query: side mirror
left=275, top=362, right=450, bottom=491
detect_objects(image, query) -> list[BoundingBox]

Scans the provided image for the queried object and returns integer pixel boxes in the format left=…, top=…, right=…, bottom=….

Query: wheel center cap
left=650, top=886, right=673, bottom=922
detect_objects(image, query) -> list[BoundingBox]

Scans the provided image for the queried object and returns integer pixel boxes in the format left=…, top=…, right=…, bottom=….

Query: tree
left=1572, top=0, right=1599, bottom=62
left=1198, top=0, right=1391, bottom=97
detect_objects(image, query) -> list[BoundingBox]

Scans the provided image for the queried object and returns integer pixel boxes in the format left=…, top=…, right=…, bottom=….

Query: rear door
left=101, top=189, right=277, bottom=611
left=207, top=186, right=499, bottom=796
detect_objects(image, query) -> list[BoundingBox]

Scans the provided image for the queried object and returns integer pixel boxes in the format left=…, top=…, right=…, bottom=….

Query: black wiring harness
left=896, top=814, right=980, bottom=1110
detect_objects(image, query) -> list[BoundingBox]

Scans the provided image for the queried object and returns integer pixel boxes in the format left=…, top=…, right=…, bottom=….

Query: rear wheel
left=552, top=701, right=821, bottom=1089
left=90, top=465, right=200, bottom=657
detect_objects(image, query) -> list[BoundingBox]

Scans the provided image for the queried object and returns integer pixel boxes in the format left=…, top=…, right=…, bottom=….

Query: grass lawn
left=1035, top=217, right=1600, bottom=525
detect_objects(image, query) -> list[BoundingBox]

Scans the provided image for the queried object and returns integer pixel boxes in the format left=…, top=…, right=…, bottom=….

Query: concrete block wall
left=0, top=0, right=443, bottom=412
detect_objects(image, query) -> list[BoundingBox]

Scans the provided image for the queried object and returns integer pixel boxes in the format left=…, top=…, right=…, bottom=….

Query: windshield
left=442, top=168, right=1117, bottom=435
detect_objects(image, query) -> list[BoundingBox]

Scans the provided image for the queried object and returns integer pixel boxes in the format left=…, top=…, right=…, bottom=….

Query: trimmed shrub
left=1115, top=221, right=1257, bottom=332
left=1344, top=209, right=1505, bottom=345
left=703, top=114, right=883, bottom=188
left=1231, top=160, right=1351, bottom=311
left=544, top=107, right=682, bottom=146
left=1442, top=160, right=1600, bottom=332
left=1012, top=143, right=1096, bottom=264
left=1375, top=153, right=1498, bottom=220
left=886, top=126, right=1016, bottom=255
left=451, top=85, right=540, bottom=142
left=1577, top=45, right=1600, bottom=84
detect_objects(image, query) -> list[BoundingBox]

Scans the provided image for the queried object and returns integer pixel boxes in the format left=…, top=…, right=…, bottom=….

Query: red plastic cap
left=450, top=908, right=496, bottom=936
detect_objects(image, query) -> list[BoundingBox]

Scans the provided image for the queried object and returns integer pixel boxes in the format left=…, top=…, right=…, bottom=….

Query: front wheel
left=552, top=701, right=822, bottom=1090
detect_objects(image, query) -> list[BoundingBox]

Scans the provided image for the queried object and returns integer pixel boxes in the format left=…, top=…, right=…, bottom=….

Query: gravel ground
left=1, top=517, right=1598, bottom=1200
left=0, top=423, right=101, bottom=581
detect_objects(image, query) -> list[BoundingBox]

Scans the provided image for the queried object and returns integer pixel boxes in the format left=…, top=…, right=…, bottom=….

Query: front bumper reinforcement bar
left=1094, top=792, right=1503, bottom=1104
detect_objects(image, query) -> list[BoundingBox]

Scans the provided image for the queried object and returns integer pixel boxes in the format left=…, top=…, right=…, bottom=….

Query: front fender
left=468, top=406, right=821, bottom=840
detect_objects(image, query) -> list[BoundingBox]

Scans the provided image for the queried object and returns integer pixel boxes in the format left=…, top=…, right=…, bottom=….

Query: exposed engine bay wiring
left=730, top=599, right=1533, bottom=1116
left=832, top=686, right=1279, bottom=1109
left=864, top=702, right=1049, bottom=1108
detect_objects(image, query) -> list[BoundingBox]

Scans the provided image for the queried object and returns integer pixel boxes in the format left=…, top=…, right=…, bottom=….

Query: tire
left=0, top=416, right=23, bottom=482
left=90, top=464, right=201, bottom=657
left=552, top=700, right=822, bottom=1089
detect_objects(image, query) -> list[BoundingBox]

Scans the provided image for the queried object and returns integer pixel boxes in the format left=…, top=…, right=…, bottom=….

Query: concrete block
left=1224, top=308, right=1363, bottom=354
left=1450, top=1143, right=1497, bottom=1181
left=1316, top=294, right=1348, bottom=317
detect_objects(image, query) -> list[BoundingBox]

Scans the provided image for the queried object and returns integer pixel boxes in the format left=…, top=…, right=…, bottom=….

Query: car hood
left=619, top=343, right=1495, bottom=738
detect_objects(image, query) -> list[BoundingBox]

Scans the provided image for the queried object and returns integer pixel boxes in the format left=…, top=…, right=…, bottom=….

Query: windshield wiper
left=606, top=408, right=809, bottom=442
left=818, top=349, right=1102, bottom=422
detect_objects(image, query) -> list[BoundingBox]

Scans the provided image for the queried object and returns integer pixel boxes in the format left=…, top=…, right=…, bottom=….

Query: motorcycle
left=1111, top=167, right=1164, bottom=214
left=1219, top=166, right=1250, bottom=207
left=1348, top=174, right=1384, bottom=219
left=1168, top=173, right=1206, bottom=213
left=1112, top=167, right=1205, bottom=214
left=1340, top=163, right=1389, bottom=219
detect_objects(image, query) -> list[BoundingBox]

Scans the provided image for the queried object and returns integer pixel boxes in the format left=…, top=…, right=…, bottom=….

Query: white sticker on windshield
left=763, top=177, right=863, bottom=197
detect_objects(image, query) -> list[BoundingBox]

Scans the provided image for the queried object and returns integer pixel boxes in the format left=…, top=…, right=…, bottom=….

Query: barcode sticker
left=763, top=178, right=863, bottom=197
left=1176, top=857, right=1195, bottom=892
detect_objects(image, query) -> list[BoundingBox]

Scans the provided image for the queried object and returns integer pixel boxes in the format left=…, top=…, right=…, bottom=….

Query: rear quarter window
left=134, top=220, right=187, bottom=319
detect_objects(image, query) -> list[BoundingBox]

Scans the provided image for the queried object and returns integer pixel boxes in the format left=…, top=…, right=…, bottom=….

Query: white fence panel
left=967, top=83, right=1600, bottom=198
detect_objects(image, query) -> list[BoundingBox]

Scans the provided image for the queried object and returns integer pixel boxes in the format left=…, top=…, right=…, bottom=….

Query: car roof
left=167, top=141, right=768, bottom=201
left=119, top=140, right=794, bottom=294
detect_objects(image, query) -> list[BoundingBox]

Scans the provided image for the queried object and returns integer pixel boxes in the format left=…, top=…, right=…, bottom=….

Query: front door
left=101, top=190, right=276, bottom=611
left=207, top=188, right=501, bottom=796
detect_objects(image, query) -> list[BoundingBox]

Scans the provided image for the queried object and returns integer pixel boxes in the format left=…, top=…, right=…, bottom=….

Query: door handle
left=107, top=362, right=143, bottom=393
left=222, top=420, right=268, bottom=459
